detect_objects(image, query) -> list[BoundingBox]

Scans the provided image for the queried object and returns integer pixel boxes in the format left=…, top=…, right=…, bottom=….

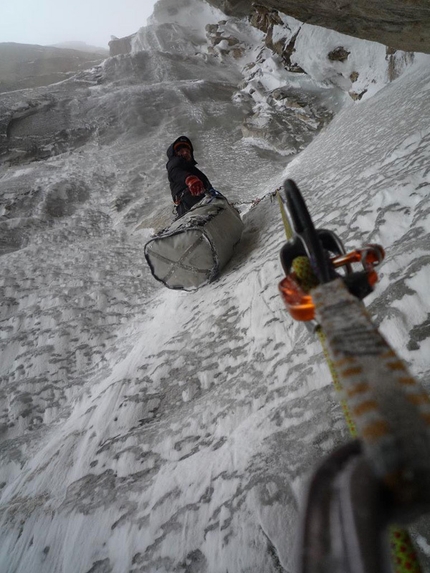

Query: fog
left=0, top=0, right=158, bottom=49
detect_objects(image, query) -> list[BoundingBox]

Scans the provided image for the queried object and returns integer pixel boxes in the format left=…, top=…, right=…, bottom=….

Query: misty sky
left=0, top=0, right=158, bottom=49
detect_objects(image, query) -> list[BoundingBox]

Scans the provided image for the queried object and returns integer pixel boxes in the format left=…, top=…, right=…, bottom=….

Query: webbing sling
left=276, top=181, right=429, bottom=573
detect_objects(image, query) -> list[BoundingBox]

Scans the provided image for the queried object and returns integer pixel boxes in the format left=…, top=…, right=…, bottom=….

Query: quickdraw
left=277, top=179, right=430, bottom=573
left=279, top=244, right=384, bottom=321
left=278, top=179, right=385, bottom=322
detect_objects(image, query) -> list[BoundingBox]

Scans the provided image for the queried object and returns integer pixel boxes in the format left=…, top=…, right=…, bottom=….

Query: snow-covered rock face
left=1, top=0, right=430, bottom=572
left=205, top=0, right=430, bottom=54
left=247, top=7, right=417, bottom=102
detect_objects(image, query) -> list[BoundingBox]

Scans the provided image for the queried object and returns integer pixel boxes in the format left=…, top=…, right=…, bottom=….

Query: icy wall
left=204, top=0, right=430, bottom=54
left=1, top=0, right=430, bottom=572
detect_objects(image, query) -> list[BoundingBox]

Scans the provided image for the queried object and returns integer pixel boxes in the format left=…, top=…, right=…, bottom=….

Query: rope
left=287, top=237, right=422, bottom=573
left=276, top=189, right=423, bottom=570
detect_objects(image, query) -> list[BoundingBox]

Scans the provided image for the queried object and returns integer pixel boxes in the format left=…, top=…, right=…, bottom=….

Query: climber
left=166, top=136, right=214, bottom=218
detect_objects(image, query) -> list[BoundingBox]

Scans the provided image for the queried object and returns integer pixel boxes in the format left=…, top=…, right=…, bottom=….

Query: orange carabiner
left=331, top=245, right=385, bottom=272
left=279, top=274, right=316, bottom=321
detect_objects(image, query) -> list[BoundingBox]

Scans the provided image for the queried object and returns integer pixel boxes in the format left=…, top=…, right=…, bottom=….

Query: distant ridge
left=51, top=41, right=109, bottom=56
left=0, top=42, right=107, bottom=93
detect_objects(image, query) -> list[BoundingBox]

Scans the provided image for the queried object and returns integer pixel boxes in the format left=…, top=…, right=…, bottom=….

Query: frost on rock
left=249, top=6, right=416, bottom=102
left=1, top=0, right=430, bottom=572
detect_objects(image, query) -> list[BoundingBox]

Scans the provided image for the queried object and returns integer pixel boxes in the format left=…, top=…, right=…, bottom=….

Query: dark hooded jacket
left=166, top=136, right=212, bottom=217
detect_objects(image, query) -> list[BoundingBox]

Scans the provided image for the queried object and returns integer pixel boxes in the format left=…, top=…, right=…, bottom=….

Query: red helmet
left=174, top=140, right=192, bottom=153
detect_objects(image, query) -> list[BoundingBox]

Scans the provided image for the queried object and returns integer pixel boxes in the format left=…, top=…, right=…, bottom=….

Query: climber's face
left=176, top=146, right=192, bottom=161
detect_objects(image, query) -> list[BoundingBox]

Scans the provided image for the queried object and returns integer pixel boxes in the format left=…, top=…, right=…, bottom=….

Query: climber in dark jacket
left=166, top=136, right=213, bottom=218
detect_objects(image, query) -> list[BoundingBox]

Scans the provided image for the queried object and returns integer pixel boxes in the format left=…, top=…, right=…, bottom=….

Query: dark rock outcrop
left=108, top=35, right=135, bottom=57
left=205, top=0, right=430, bottom=54
left=206, top=22, right=245, bottom=58
left=250, top=5, right=304, bottom=72
left=206, top=0, right=251, bottom=17
left=328, top=47, right=350, bottom=62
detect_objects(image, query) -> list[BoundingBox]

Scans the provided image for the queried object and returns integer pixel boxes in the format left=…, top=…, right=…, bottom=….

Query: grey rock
left=205, top=0, right=430, bottom=54
left=108, top=34, right=135, bottom=57
left=327, top=46, right=350, bottom=61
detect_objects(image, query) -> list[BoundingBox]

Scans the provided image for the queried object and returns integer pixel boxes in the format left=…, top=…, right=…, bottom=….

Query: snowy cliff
left=1, top=0, right=430, bottom=572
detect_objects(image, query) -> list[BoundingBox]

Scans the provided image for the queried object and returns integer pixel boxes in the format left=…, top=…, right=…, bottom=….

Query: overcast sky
left=0, top=0, right=158, bottom=49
